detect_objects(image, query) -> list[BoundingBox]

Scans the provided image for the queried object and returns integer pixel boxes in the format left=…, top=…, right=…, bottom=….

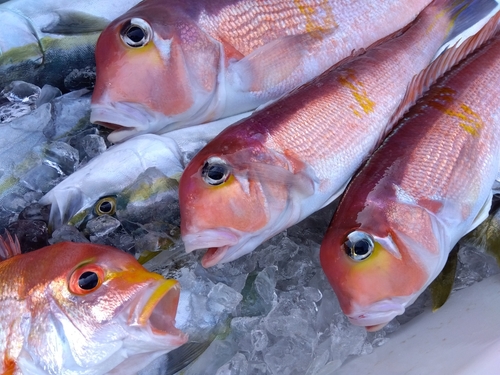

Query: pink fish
left=91, top=0, right=434, bottom=142
left=179, top=0, right=500, bottom=267
left=320, top=26, right=500, bottom=331
left=0, top=234, right=187, bottom=374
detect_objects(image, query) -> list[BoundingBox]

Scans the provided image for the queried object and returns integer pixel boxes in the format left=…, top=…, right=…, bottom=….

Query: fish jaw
left=129, top=278, right=188, bottom=348
left=346, top=298, right=408, bottom=330
left=91, top=4, right=223, bottom=142
left=182, top=227, right=271, bottom=267
left=90, top=101, right=169, bottom=143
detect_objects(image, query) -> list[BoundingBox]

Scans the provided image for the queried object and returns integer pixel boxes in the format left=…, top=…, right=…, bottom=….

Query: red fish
left=320, top=26, right=500, bottom=331
left=0, top=233, right=187, bottom=375
left=179, top=0, right=500, bottom=267
left=91, top=0, right=434, bottom=142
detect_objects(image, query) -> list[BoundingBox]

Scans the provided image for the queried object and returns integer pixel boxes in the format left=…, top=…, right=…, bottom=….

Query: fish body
left=90, top=0, right=434, bottom=142
left=320, top=30, right=500, bottom=331
left=179, top=0, right=499, bottom=267
left=0, top=0, right=141, bottom=90
left=0, top=234, right=187, bottom=374
left=40, top=112, right=251, bottom=230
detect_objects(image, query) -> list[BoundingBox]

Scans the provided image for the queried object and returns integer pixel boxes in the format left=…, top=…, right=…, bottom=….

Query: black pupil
left=99, top=201, right=112, bottom=213
left=202, top=162, right=227, bottom=183
left=345, top=239, right=371, bottom=257
left=78, top=271, right=99, bottom=290
left=208, top=165, right=226, bottom=181
left=126, top=26, right=145, bottom=43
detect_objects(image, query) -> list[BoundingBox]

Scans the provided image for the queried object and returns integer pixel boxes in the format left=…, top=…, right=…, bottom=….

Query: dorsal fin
left=387, top=5, right=500, bottom=131
left=0, top=231, right=22, bottom=261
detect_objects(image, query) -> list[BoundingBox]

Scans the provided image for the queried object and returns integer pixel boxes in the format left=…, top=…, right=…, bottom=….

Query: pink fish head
left=179, top=121, right=305, bottom=267
left=0, top=240, right=187, bottom=373
left=320, top=198, right=440, bottom=331
left=91, top=1, right=221, bottom=142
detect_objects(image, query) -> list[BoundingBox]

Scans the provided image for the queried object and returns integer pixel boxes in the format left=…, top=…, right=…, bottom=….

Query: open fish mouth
left=182, top=229, right=240, bottom=267
left=136, top=279, right=187, bottom=343
left=90, top=102, right=166, bottom=142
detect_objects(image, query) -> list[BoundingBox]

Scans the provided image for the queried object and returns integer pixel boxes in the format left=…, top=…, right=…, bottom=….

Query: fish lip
left=182, top=229, right=240, bottom=254
left=90, top=102, right=164, bottom=141
left=201, top=246, right=230, bottom=268
left=90, top=102, right=155, bottom=128
left=135, top=279, right=188, bottom=344
left=347, top=299, right=406, bottom=329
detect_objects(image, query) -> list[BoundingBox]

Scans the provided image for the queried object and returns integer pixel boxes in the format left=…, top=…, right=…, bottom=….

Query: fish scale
left=91, top=0, right=432, bottom=142
left=320, top=30, right=500, bottom=331
left=179, top=0, right=500, bottom=267
left=0, top=239, right=187, bottom=375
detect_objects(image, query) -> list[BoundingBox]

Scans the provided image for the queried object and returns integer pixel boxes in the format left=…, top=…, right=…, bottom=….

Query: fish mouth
left=202, top=246, right=230, bottom=268
left=347, top=299, right=406, bottom=331
left=90, top=102, right=166, bottom=142
left=182, top=229, right=240, bottom=267
left=136, top=279, right=187, bottom=344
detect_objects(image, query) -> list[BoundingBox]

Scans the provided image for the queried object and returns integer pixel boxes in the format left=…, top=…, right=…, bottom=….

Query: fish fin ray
left=228, top=30, right=337, bottom=94
left=0, top=231, right=22, bottom=260
left=164, top=341, right=213, bottom=375
left=387, top=2, right=500, bottom=132
left=429, top=243, right=459, bottom=311
left=435, top=0, right=500, bottom=57
left=41, top=11, right=110, bottom=34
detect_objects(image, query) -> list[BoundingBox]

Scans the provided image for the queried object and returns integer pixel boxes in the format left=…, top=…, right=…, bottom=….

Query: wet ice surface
left=1, top=82, right=500, bottom=375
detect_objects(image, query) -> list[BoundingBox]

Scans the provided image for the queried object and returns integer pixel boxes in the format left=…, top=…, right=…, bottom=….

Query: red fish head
left=91, top=2, right=221, bottom=142
left=8, top=241, right=188, bottom=368
left=179, top=121, right=302, bottom=267
left=320, top=201, right=439, bottom=331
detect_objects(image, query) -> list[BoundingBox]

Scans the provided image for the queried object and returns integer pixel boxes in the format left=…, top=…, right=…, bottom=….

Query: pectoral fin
left=429, top=243, right=459, bottom=312
left=227, top=29, right=336, bottom=95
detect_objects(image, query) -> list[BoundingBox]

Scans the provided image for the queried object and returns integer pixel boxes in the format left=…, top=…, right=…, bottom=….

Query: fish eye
left=120, top=18, right=152, bottom=47
left=79, top=271, right=99, bottom=290
left=201, top=157, right=231, bottom=186
left=344, top=231, right=374, bottom=261
left=69, top=265, right=104, bottom=295
left=94, top=196, right=117, bottom=216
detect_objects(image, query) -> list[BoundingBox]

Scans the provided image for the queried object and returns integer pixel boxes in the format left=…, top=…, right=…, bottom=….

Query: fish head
left=320, top=197, right=442, bottom=331
left=91, top=2, right=222, bottom=142
left=39, top=134, right=184, bottom=229
left=23, top=242, right=187, bottom=371
left=179, top=121, right=315, bottom=267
